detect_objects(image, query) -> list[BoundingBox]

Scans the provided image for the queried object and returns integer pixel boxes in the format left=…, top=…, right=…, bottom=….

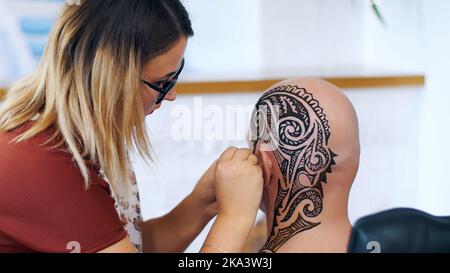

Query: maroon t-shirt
left=0, top=123, right=127, bottom=252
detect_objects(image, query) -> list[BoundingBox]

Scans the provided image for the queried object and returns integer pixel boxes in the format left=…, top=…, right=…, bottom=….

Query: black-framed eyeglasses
left=141, top=58, right=185, bottom=105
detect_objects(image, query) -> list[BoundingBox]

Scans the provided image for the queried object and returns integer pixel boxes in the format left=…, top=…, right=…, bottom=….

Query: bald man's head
left=249, top=78, right=360, bottom=253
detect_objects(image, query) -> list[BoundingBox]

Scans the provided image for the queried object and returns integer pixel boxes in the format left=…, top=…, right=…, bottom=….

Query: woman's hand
left=214, top=147, right=263, bottom=221
left=189, top=159, right=219, bottom=222
left=190, top=147, right=264, bottom=224
left=200, top=147, right=264, bottom=253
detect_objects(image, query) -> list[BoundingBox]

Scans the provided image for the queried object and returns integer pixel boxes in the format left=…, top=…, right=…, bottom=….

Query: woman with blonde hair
left=0, top=0, right=263, bottom=253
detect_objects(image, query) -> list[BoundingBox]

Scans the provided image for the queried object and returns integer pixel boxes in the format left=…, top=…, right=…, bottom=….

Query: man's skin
left=250, top=78, right=360, bottom=253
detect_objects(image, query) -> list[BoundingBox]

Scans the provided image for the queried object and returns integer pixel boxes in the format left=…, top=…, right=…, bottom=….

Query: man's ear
left=258, top=150, right=273, bottom=188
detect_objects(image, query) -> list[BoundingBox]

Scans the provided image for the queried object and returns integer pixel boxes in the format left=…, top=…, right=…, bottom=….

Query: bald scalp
left=251, top=78, right=359, bottom=253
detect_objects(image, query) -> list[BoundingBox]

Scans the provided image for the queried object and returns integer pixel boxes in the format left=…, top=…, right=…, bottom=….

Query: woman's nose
left=165, top=88, right=177, bottom=101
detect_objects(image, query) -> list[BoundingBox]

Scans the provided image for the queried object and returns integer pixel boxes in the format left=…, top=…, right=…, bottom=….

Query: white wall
left=356, top=0, right=450, bottom=215
left=362, top=0, right=425, bottom=71
left=347, top=87, right=422, bottom=219
left=417, top=0, right=450, bottom=215
left=0, top=0, right=40, bottom=82
left=260, top=0, right=365, bottom=71
left=183, top=0, right=263, bottom=75
left=183, top=0, right=367, bottom=75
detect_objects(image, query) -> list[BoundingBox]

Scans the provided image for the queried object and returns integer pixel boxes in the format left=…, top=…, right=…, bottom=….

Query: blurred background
left=0, top=0, right=449, bottom=252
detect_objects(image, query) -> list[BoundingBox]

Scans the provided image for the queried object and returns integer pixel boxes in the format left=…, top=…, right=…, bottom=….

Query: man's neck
left=274, top=216, right=352, bottom=253
left=260, top=173, right=353, bottom=253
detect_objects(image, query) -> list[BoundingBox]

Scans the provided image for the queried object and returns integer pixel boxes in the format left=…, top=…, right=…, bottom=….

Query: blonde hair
left=0, top=0, right=193, bottom=200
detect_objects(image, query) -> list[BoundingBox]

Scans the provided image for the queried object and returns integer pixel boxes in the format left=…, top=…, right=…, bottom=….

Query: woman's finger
left=233, top=148, right=252, bottom=160
left=247, top=154, right=259, bottom=165
left=219, top=146, right=238, bottom=161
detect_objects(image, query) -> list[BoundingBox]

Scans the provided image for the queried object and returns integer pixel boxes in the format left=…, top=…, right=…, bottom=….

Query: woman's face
left=140, top=37, right=188, bottom=115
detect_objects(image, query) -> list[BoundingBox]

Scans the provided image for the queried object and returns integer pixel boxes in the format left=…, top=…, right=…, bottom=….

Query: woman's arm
left=200, top=214, right=255, bottom=253
left=142, top=160, right=218, bottom=253
left=99, top=237, right=136, bottom=253
left=142, top=193, right=213, bottom=253
left=142, top=147, right=263, bottom=253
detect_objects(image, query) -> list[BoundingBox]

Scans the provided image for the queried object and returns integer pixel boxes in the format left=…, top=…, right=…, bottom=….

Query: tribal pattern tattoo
left=250, top=85, right=337, bottom=253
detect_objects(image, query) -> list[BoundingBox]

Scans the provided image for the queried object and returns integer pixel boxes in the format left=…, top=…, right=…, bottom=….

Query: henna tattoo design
left=251, top=85, right=337, bottom=253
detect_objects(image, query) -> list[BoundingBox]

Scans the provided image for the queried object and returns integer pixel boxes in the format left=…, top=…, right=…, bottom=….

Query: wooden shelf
left=0, top=88, right=5, bottom=101
left=176, top=74, right=425, bottom=94
left=0, top=74, right=425, bottom=100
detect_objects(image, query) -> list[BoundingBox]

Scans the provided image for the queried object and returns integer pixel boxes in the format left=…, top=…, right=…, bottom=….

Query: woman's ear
left=258, top=150, right=273, bottom=188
